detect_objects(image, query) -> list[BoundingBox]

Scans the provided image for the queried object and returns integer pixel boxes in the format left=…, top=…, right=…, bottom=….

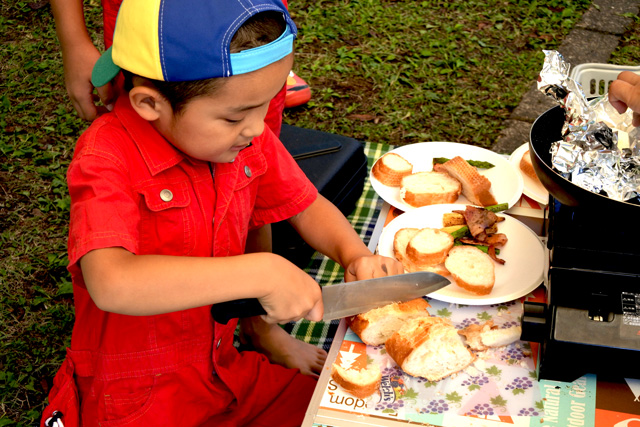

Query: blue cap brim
left=230, top=26, right=294, bottom=75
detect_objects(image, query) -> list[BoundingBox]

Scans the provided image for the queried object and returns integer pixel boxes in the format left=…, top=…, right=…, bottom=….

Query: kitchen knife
left=211, top=271, right=450, bottom=324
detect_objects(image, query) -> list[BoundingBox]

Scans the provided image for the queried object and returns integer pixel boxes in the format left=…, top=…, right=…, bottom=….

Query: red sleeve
left=248, top=127, right=317, bottom=228
left=66, top=123, right=140, bottom=273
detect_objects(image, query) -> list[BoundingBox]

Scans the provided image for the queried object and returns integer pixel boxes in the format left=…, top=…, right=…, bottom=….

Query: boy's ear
left=129, top=86, right=169, bottom=121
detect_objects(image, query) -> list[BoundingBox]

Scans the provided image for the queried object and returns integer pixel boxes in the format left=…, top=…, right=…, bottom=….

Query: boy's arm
left=80, top=247, right=322, bottom=323
left=50, top=0, right=115, bottom=120
left=244, top=224, right=272, bottom=253
left=288, top=195, right=404, bottom=281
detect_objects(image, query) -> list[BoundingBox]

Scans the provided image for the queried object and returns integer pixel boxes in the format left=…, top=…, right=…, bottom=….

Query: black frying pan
left=529, top=105, right=640, bottom=214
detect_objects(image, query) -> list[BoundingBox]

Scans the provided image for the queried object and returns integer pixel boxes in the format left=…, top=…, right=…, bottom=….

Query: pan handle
left=210, top=298, right=266, bottom=324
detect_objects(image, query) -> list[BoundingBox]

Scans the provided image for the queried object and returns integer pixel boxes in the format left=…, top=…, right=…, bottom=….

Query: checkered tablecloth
left=282, top=141, right=394, bottom=352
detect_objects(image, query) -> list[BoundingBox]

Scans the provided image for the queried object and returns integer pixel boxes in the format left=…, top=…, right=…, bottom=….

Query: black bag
left=271, top=124, right=368, bottom=267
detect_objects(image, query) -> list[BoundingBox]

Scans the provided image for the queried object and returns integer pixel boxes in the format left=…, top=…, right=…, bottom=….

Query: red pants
left=42, top=338, right=316, bottom=426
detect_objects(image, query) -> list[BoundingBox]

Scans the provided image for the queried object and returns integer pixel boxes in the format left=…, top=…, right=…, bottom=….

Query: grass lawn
left=1, top=0, right=639, bottom=424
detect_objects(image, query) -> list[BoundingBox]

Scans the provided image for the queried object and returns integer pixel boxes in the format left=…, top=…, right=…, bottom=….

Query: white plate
left=371, top=142, right=523, bottom=211
left=377, top=204, right=544, bottom=305
left=509, top=143, right=549, bottom=205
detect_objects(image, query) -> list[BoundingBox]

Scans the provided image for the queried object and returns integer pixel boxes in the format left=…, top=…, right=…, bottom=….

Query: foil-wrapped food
left=537, top=50, right=640, bottom=203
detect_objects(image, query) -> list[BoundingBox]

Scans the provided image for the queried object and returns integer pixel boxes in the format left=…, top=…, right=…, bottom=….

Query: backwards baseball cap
left=92, top=0, right=297, bottom=87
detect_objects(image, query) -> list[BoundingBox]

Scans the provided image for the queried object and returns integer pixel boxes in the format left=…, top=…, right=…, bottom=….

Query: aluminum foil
left=537, top=50, right=640, bottom=202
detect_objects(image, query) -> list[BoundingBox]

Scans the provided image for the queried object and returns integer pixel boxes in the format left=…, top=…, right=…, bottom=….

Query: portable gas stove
left=521, top=104, right=640, bottom=384
left=522, top=196, right=640, bottom=382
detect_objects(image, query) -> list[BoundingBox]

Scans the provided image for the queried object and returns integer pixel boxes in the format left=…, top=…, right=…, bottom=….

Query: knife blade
left=210, top=271, right=450, bottom=324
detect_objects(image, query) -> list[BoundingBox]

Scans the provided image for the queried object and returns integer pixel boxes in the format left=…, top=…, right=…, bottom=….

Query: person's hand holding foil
left=609, top=71, right=640, bottom=127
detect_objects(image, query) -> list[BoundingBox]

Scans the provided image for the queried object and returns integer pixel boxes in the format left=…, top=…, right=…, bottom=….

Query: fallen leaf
left=348, top=114, right=377, bottom=122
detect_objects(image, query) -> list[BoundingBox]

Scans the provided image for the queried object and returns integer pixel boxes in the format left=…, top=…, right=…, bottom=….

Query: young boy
left=51, top=0, right=325, bottom=379
left=41, top=0, right=403, bottom=425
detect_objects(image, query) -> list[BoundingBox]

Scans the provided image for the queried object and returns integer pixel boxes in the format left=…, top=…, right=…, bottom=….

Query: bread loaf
left=406, top=228, right=454, bottom=269
left=372, top=153, right=413, bottom=187
left=519, top=150, right=542, bottom=185
left=459, top=320, right=522, bottom=351
left=331, top=363, right=382, bottom=398
left=435, top=156, right=497, bottom=207
left=444, top=245, right=495, bottom=295
left=385, top=317, right=476, bottom=382
left=347, top=298, right=431, bottom=346
left=400, top=171, right=462, bottom=207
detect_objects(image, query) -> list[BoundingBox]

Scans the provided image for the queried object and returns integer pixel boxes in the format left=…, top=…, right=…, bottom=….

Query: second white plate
left=377, top=204, right=544, bottom=305
left=509, top=142, right=549, bottom=205
left=370, top=142, right=524, bottom=212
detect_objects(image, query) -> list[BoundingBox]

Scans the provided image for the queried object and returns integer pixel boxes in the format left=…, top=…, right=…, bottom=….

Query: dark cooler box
left=271, top=124, right=368, bottom=267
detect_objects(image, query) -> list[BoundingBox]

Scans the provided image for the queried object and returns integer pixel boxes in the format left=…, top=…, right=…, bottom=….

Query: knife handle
left=211, top=298, right=266, bottom=324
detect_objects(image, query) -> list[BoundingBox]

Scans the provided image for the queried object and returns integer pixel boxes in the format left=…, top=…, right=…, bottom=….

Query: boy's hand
left=257, top=256, right=324, bottom=324
left=344, top=254, right=404, bottom=283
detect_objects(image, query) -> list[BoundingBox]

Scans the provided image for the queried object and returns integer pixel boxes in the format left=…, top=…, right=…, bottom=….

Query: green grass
left=1, top=1, right=102, bottom=424
left=285, top=0, right=592, bottom=147
left=611, top=13, right=640, bottom=66
left=3, top=0, right=640, bottom=425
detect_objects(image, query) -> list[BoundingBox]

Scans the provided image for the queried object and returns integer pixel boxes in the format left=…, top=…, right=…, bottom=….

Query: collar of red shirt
left=113, top=96, right=193, bottom=177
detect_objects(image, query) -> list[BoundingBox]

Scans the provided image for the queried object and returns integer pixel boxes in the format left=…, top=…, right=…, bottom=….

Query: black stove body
left=522, top=197, right=640, bottom=382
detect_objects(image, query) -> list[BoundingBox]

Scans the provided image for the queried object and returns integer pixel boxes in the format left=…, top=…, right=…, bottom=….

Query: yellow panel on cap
left=111, top=0, right=165, bottom=81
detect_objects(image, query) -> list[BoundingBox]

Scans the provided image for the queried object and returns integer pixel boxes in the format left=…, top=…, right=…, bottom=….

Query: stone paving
left=490, top=0, right=640, bottom=154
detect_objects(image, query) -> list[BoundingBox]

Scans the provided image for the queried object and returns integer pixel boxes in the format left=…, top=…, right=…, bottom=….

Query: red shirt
left=55, top=95, right=317, bottom=424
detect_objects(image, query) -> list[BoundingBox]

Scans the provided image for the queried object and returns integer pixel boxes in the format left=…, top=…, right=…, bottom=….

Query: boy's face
left=155, top=53, right=294, bottom=163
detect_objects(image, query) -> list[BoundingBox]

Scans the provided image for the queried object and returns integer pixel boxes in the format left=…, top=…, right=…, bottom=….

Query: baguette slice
left=385, top=317, right=476, bottom=382
left=393, top=228, right=421, bottom=272
left=435, top=156, right=497, bottom=207
left=400, top=171, right=462, bottom=207
left=372, top=153, right=413, bottom=187
left=445, top=246, right=495, bottom=296
left=347, top=298, right=431, bottom=346
left=459, top=320, right=522, bottom=351
left=331, top=363, right=382, bottom=398
left=394, top=228, right=449, bottom=275
left=406, top=227, right=454, bottom=268
left=519, top=150, right=542, bottom=185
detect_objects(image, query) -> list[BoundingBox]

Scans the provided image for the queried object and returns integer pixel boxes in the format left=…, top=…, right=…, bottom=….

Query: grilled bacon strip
left=488, top=245, right=506, bottom=265
left=485, top=233, right=508, bottom=247
left=462, top=206, right=502, bottom=239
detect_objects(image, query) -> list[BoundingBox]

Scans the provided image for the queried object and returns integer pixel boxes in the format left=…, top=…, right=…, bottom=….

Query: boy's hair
left=127, top=11, right=287, bottom=116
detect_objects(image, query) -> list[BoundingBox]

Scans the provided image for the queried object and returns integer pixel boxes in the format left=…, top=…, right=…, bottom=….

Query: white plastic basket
left=570, top=63, right=640, bottom=97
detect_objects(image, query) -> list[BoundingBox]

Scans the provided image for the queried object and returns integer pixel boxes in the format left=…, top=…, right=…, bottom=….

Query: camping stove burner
left=521, top=197, right=640, bottom=382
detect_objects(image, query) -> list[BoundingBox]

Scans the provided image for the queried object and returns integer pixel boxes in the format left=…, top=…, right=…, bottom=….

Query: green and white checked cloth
left=281, top=140, right=394, bottom=352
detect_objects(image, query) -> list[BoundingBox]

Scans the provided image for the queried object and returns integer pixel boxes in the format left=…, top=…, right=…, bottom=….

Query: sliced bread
left=519, top=150, right=542, bottom=185
left=347, top=298, right=431, bottom=346
left=418, top=263, right=450, bottom=277
left=393, top=228, right=420, bottom=272
left=435, top=156, right=497, bottom=207
left=444, top=245, right=495, bottom=296
left=400, top=171, right=462, bottom=207
left=385, top=317, right=476, bottom=382
left=406, top=227, right=454, bottom=269
left=459, top=320, right=522, bottom=351
left=331, top=363, right=382, bottom=398
left=372, top=153, right=413, bottom=187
